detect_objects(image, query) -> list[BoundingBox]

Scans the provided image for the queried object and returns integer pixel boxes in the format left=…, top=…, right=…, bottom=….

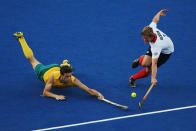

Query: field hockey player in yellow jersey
left=13, top=32, right=104, bottom=101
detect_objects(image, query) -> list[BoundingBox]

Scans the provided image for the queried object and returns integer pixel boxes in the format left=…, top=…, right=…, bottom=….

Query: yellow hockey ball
left=131, top=92, right=136, bottom=98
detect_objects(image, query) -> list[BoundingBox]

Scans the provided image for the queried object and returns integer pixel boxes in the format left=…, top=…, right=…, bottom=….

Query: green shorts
left=34, top=64, right=60, bottom=81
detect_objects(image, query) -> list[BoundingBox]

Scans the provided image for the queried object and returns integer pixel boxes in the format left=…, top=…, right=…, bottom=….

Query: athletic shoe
left=132, top=58, right=139, bottom=68
left=13, top=32, right=23, bottom=38
left=129, top=77, right=136, bottom=88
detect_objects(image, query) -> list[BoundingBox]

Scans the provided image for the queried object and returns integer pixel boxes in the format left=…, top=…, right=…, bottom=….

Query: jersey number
left=156, top=31, right=165, bottom=40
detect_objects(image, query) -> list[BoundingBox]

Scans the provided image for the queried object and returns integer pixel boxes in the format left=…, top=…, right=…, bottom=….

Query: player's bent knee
left=141, top=55, right=152, bottom=67
left=141, top=60, right=151, bottom=67
left=141, top=62, right=150, bottom=67
left=146, top=67, right=151, bottom=73
left=27, top=56, right=41, bottom=70
left=27, top=56, right=34, bottom=62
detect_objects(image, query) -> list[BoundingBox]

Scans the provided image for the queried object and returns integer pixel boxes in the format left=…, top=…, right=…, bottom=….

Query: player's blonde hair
left=141, top=26, right=154, bottom=37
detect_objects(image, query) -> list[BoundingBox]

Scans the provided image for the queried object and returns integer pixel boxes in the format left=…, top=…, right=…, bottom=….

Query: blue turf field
left=0, top=0, right=196, bottom=131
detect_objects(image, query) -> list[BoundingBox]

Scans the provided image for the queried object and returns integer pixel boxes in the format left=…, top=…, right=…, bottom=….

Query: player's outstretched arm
left=43, top=74, right=66, bottom=100
left=74, top=78, right=104, bottom=100
left=152, top=9, right=168, bottom=24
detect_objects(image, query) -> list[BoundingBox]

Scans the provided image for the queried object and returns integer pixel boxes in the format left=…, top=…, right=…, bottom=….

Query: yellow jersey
left=43, top=67, right=76, bottom=88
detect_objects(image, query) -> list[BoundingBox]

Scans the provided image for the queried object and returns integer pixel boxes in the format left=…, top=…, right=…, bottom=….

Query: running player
left=13, top=32, right=104, bottom=100
left=129, top=9, right=174, bottom=87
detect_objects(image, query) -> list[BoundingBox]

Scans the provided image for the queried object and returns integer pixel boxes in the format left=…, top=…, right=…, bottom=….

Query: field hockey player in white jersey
left=129, top=9, right=174, bottom=87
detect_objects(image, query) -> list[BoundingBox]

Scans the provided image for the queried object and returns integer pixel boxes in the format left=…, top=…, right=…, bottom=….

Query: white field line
left=32, top=105, right=196, bottom=131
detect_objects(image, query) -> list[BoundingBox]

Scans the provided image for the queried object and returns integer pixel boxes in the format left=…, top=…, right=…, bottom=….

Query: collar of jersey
left=152, top=34, right=157, bottom=43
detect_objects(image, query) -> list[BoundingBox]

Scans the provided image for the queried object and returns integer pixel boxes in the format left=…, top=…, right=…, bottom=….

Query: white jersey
left=149, top=22, right=174, bottom=59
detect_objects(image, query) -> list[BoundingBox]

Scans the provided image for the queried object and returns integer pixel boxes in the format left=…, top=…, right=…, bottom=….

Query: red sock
left=139, top=55, right=144, bottom=66
left=132, top=68, right=151, bottom=80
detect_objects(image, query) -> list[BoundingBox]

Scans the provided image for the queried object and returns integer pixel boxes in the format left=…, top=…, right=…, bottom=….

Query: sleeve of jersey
left=151, top=46, right=161, bottom=59
left=71, top=76, right=76, bottom=83
left=149, top=22, right=157, bottom=29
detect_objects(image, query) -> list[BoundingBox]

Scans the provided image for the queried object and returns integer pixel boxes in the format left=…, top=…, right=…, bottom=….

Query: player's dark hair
left=141, top=26, right=154, bottom=37
left=60, top=66, right=72, bottom=75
